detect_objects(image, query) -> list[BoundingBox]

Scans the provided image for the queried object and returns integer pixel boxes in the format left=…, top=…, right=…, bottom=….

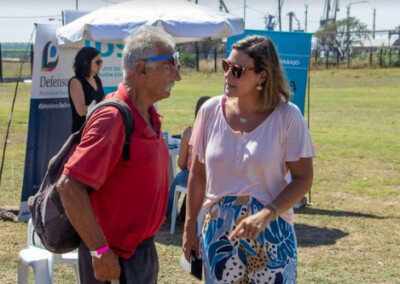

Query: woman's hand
left=183, top=155, right=206, bottom=261
left=182, top=225, right=200, bottom=261
left=228, top=208, right=275, bottom=240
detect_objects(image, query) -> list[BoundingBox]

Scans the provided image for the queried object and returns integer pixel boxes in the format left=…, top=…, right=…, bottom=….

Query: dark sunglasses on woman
left=221, top=59, right=254, bottom=79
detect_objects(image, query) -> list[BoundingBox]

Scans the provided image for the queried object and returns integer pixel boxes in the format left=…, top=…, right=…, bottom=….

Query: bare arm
left=229, top=157, right=313, bottom=240
left=182, top=155, right=206, bottom=260
left=177, top=126, right=191, bottom=170
left=57, top=174, right=120, bottom=281
left=69, top=78, right=88, bottom=116
left=274, top=157, right=313, bottom=213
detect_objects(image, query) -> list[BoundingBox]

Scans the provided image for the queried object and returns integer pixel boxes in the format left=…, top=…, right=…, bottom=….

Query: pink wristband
left=97, top=244, right=109, bottom=254
left=90, top=244, right=110, bottom=258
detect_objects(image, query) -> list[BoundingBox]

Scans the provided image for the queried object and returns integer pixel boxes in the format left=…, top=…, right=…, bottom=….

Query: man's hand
left=92, top=250, right=121, bottom=281
left=228, top=208, right=274, bottom=240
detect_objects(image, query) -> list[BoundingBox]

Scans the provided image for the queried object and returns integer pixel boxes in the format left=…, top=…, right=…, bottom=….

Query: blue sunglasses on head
left=142, top=52, right=180, bottom=67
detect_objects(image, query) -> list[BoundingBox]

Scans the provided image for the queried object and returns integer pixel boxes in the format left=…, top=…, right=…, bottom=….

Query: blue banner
left=19, top=98, right=72, bottom=220
left=18, top=24, right=76, bottom=220
left=227, top=30, right=312, bottom=115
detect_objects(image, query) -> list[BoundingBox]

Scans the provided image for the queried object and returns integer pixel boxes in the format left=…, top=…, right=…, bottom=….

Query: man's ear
left=134, top=60, right=147, bottom=77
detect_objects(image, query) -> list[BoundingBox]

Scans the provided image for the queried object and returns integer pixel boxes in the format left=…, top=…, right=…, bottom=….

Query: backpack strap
left=83, top=98, right=134, bottom=161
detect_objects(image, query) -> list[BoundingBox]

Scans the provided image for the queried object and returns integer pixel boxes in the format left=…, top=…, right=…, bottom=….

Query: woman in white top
left=182, top=35, right=314, bottom=284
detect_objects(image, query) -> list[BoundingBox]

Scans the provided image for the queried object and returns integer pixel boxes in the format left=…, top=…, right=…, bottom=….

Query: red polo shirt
left=63, top=83, right=169, bottom=258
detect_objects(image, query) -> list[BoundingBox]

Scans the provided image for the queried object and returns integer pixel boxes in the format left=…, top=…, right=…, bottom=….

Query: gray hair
left=122, top=25, right=175, bottom=81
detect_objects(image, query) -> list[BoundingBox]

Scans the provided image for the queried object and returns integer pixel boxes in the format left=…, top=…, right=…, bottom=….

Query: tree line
left=314, top=17, right=399, bottom=60
left=0, top=42, right=31, bottom=50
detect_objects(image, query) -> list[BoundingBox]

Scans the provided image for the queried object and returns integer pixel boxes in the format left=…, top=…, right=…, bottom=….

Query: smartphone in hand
left=190, top=250, right=203, bottom=280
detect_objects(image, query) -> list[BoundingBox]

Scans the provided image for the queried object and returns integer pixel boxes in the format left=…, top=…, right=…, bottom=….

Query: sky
left=0, top=0, right=399, bottom=43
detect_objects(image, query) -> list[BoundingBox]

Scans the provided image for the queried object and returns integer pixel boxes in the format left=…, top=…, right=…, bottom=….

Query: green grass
left=309, top=69, right=400, bottom=199
left=158, top=70, right=226, bottom=134
left=1, top=69, right=400, bottom=283
left=0, top=83, right=30, bottom=207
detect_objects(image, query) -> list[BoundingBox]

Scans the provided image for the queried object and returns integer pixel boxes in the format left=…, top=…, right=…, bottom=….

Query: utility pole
left=194, top=0, right=198, bottom=72
left=346, top=4, right=350, bottom=68
left=219, top=0, right=229, bottom=13
left=244, top=0, right=247, bottom=28
left=305, top=4, right=308, bottom=32
left=288, top=12, right=294, bottom=32
left=372, top=8, right=376, bottom=39
left=278, top=0, right=282, bottom=31
left=76, top=0, right=78, bottom=10
left=346, top=1, right=368, bottom=68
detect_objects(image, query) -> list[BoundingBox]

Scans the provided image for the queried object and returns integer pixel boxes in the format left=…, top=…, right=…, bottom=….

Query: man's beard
left=165, top=82, right=175, bottom=91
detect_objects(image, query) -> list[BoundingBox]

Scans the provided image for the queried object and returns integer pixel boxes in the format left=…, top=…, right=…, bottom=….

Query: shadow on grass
left=155, top=220, right=185, bottom=247
left=295, top=206, right=385, bottom=219
left=156, top=218, right=348, bottom=248
left=156, top=205, right=392, bottom=248
left=295, top=223, right=347, bottom=247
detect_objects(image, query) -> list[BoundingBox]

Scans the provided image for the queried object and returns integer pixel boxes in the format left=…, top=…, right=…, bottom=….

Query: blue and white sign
left=83, top=40, right=124, bottom=94
left=227, top=30, right=312, bottom=115
left=19, top=24, right=75, bottom=220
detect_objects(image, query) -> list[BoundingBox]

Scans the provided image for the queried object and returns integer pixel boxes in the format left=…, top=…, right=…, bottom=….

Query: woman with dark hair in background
left=68, top=47, right=105, bottom=132
left=183, top=35, right=314, bottom=283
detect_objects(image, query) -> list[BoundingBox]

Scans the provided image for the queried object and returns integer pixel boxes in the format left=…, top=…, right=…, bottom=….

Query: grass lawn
left=0, top=68, right=399, bottom=283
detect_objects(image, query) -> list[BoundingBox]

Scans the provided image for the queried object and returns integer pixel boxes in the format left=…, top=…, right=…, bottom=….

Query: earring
left=256, top=84, right=263, bottom=91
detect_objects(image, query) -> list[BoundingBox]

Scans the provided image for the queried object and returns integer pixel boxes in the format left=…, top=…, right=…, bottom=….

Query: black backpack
left=28, top=98, right=134, bottom=253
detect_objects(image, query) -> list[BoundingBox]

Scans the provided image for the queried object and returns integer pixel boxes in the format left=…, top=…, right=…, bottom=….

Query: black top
left=68, top=75, right=105, bottom=132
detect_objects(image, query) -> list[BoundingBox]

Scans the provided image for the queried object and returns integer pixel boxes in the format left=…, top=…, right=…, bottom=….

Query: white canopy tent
left=56, top=0, right=244, bottom=47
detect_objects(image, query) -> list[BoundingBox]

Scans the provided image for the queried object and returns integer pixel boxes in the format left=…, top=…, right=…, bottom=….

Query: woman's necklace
left=238, top=116, right=250, bottom=123
left=237, top=110, right=258, bottom=124
left=226, top=98, right=263, bottom=124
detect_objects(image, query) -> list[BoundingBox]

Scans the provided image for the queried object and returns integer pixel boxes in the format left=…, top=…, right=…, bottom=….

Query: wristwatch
left=90, top=244, right=110, bottom=259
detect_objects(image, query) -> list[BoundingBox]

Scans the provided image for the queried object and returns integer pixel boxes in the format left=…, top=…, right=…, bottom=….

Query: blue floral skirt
left=201, top=196, right=297, bottom=284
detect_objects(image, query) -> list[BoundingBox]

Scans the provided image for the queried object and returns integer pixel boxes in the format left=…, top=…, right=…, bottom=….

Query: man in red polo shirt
left=57, top=26, right=181, bottom=284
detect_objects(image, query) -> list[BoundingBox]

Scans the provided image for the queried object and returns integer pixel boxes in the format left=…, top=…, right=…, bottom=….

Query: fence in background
left=176, top=41, right=226, bottom=73
left=0, top=41, right=227, bottom=82
left=0, top=43, right=33, bottom=82
left=312, top=46, right=400, bottom=70
left=1, top=39, right=400, bottom=83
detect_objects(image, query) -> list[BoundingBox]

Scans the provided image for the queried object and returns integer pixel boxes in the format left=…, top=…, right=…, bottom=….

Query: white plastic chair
left=52, top=250, right=80, bottom=284
left=170, top=185, right=204, bottom=235
left=18, top=219, right=80, bottom=284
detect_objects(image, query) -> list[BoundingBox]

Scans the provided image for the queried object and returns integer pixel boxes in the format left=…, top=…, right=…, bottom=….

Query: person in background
left=182, top=35, right=314, bottom=283
left=68, top=46, right=105, bottom=132
left=165, top=96, right=211, bottom=220
left=58, top=26, right=181, bottom=283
